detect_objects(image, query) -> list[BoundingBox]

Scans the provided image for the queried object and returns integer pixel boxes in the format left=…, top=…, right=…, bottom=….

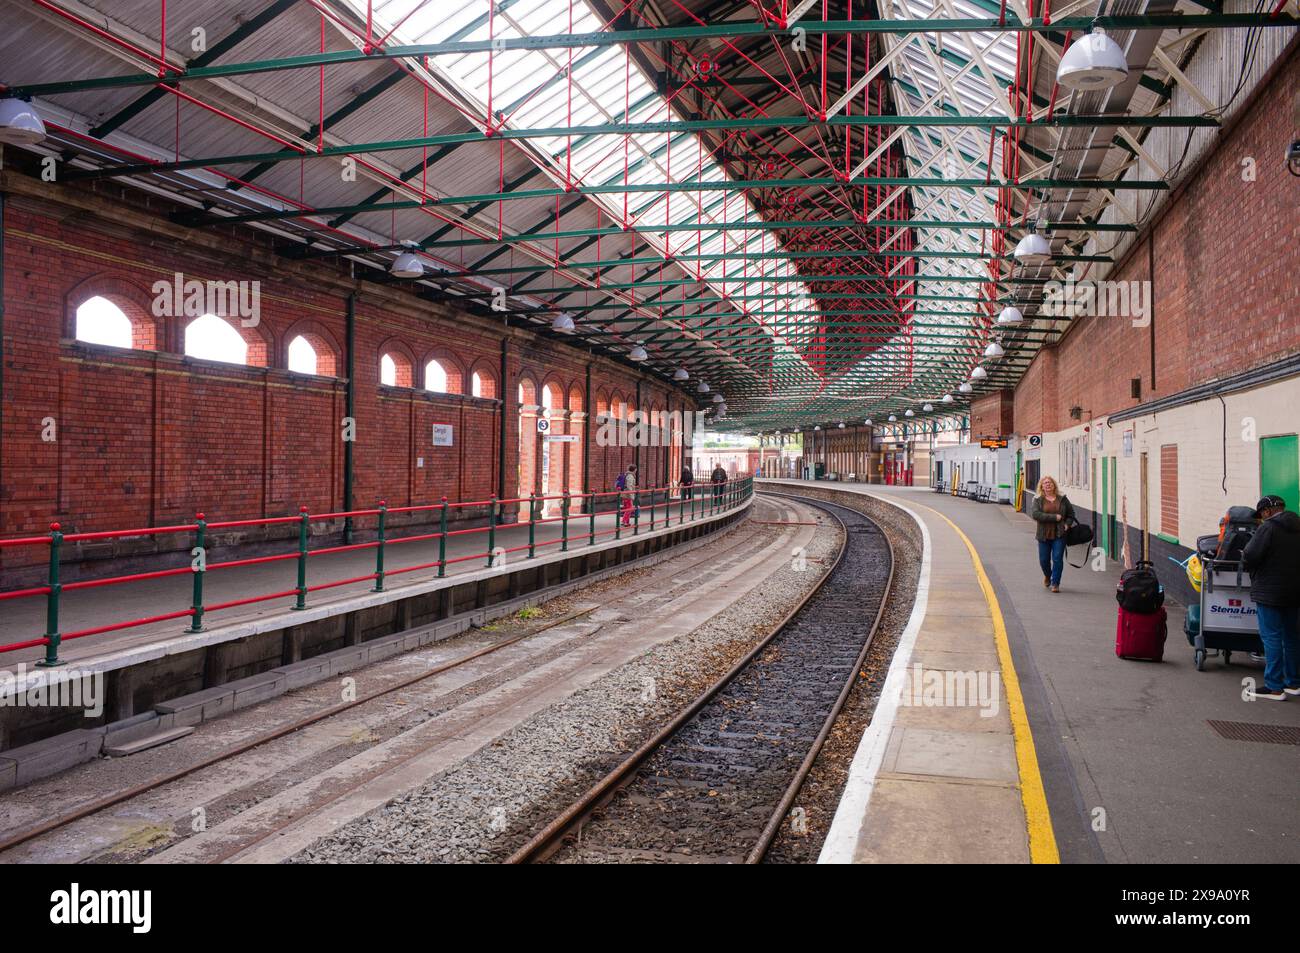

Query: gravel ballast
left=292, top=499, right=843, bottom=864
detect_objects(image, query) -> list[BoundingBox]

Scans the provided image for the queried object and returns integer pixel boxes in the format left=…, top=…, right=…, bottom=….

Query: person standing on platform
left=1241, top=494, right=1300, bottom=701
left=679, top=464, right=695, bottom=501
left=1031, top=475, right=1077, bottom=593
left=620, top=464, right=639, bottom=527
left=711, top=464, right=728, bottom=504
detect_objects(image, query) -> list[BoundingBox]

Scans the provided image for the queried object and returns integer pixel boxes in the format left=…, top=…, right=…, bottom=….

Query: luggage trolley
left=1183, top=534, right=1265, bottom=671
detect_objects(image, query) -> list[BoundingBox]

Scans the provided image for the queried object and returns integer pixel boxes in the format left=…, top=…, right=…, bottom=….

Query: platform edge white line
left=816, top=490, right=931, bottom=865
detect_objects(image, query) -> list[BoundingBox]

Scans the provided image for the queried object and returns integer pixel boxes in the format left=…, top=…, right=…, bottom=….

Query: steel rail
left=0, top=497, right=772, bottom=859
left=506, top=493, right=894, bottom=864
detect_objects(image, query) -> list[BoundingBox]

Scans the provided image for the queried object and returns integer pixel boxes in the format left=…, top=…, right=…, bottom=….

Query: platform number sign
left=536, top=417, right=550, bottom=434
left=1027, top=433, right=1043, bottom=449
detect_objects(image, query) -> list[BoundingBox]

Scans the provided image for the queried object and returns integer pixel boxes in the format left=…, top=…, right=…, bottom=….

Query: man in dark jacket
left=680, top=465, right=694, bottom=501
left=711, top=465, right=728, bottom=504
left=1241, top=495, right=1300, bottom=700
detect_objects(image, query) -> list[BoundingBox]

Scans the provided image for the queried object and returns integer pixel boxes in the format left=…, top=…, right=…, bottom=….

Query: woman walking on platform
left=1032, top=476, right=1077, bottom=593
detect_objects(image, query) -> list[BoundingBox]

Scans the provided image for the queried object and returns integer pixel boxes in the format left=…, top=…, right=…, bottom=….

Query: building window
left=74, top=295, right=157, bottom=350
left=185, top=313, right=249, bottom=365
left=1160, top=444, right=1179, bottom=540
left=287, top=335, right=318, bottom=374
left=470, top=370, right=497, bottom=399
left=378, top=349, right=413, bottom=388
left=426, top=359, right=448, bottom=393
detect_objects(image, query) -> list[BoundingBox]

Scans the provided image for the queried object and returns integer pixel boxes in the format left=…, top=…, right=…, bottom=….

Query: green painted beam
left=13, top=14, right=1292, bottom=98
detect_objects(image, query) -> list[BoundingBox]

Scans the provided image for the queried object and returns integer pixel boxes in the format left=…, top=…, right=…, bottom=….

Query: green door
left=1100, top=457, right=1109, bottom=553
left=1261, top=435, right=1300, bottom=511
left=1110, top=457, right=1118, bottom=559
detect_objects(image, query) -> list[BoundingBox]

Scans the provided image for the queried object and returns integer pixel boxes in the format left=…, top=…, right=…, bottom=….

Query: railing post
left=588, top=493, right=596, bottom=545
left=372, top=501, right=387, bottom=592
left=648, top=486, right=656, bottom=530
left=614, top=489, right=621, bottom=540
left=561, top=491, right=570, bottom=551
left=438, top=496, right=448, bottom=577
left=528, top=493, right=537, bottom=558
left=487, top=496, right=498, bottom=568
left=633, top=487, right=641, bottom=535
left=293, top=506, right=310, bottom=610
left=186, top=512, right=207, bottom=633
left=678, top=485, right=685, bottom=526
left=37, top=522, right=64, bottom=667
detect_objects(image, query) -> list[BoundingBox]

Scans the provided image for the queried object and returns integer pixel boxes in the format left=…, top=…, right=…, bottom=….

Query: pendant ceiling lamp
left=997, top=306, right=1024, bottom=327
left=1057, top=27, right=1129, bottom=91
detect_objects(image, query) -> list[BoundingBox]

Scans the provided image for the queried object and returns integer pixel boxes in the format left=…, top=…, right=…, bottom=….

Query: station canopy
left=4, top=0, right=1289, bottom=432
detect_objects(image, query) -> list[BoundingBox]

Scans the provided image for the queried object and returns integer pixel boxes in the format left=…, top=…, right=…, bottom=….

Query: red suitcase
left=1116, top=606, right=1167, bottom=661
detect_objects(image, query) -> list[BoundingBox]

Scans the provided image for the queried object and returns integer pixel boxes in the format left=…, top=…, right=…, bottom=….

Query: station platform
left=762, top=480, right=1299, bottom=865
left=0, top=493, right=747, bottom=684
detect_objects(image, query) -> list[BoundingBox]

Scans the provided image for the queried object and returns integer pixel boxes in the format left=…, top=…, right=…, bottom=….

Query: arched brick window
left=470, top=363, right=498, bottom=399
left=424, top=354, right=463, bottom=394
left=73, top=293, right=157, bottom=351
left=184, top=313, right=269, bottom=366
left=377, top=339, right=415, bottom=388
left=281, top=321, right=340, bottom=377
left=287, top=333, right=338, bottom=377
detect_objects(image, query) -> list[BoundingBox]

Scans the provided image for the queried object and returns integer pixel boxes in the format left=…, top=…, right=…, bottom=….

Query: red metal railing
left=0, top=477, right=754, bottom=666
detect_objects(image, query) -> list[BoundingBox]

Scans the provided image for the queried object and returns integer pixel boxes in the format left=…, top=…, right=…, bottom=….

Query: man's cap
left=1255, top=495, right=1286, bottom=516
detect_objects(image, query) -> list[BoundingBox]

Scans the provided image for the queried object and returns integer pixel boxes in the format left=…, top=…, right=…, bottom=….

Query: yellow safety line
left=914, top=501, right=1060, bottom=865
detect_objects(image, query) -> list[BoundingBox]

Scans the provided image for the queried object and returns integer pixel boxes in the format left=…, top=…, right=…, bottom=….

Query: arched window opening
left=541, top=384, right=556, bottom=417
left=425, top=359, right=450, bottom=394
left=379, top=350, right=413, bottom=388
left=75, top=293, right=154, bottom=348
left=185, top=314, right=248, bottom=366
left=471, top=370, right=497, bottom=399
left=288, top=335, right=319, bottom=375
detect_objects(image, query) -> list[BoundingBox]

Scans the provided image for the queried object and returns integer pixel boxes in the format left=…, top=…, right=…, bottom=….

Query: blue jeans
left=1254, top=603, right=1300, bottom=692
left=1038, top=537, right=1067, bottom=587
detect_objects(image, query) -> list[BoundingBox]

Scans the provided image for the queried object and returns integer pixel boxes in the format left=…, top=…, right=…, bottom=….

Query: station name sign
left=979, top=437, right=1009, bottom=449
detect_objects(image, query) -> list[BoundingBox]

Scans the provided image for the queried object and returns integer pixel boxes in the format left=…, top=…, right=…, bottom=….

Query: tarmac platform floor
left=764, top=480, right=1299, bottom=865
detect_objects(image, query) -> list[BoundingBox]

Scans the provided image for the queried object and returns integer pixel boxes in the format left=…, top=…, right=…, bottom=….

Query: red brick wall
left=0, top=195, right=694, bottom=572
left=970, top=388, right=1014, bottom=437
left=1013, top=44, right=1300, bottom=433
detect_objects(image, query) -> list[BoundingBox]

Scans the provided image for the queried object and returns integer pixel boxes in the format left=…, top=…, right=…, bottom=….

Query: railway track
left=0, top=495, right=816, bottom=862
left=508, top=494, right=894, bottom=864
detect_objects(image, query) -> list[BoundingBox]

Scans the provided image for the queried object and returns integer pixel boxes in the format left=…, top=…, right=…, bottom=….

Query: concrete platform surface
left=771, top=480, right=1300, bottom=866
left=0, top=496, right=743, bottom=678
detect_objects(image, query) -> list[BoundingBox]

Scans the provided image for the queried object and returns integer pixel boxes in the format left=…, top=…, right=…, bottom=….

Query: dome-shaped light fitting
left=1056, top=27, right=1129, bottom=91
left=673, top=367, right=689, bottom=381
left=941, top=394, right=954, bottom=403
left=390, top=249, right=425, bottom=278
left=814, top=425, right=822, bottom=431
left=838, top=421, right=845, bottom=429
left=697, top=381, right=710, bottom=394
left=1013, top=231, right=1052, bottom=266
left=551, top=313, right=575, bottom=334
left=864, top=418, right=873, bottom=426
left=888, top=414, right=898, bottom=422
left=0, top=98, right=47, bottom=146
left=984, top=341, right=1006, bottom=359
left=997, top=306, right=1024, bottom=327
left=971, top=365, right=989, bottom=380
left=629, top=343, right=648, bottom=361
left=905, top=409, right=915, bottom=417
left=959, top=382, right=974, bottom=394
left=923, top=403, right=934, bottom=412
left=711, top=393, right=724, bottom=403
